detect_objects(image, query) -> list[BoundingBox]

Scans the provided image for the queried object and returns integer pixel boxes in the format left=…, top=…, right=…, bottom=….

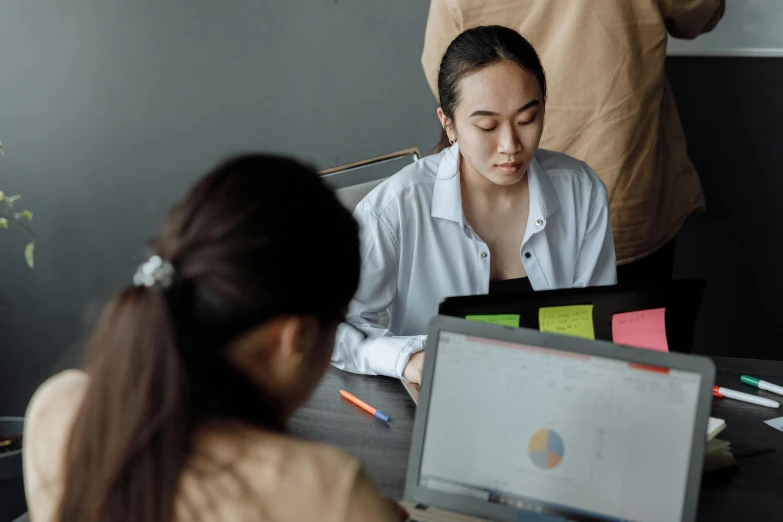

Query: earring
left=449, top=137, right=456, bottom=145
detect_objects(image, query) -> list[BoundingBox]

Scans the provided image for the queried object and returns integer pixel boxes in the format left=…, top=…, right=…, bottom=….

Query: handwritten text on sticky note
left=538, top=305, right=595, bottom=340
left=466, top=314, right=520, bottom=327
left=612, top=308, right=668, bottom=352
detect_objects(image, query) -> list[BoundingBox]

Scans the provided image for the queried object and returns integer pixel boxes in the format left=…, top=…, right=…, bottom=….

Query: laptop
left=402, top=280, right=705, bottom=404
left=401, top=316, right=715, bottom=522
left=438, top=279, right=705, bottom=353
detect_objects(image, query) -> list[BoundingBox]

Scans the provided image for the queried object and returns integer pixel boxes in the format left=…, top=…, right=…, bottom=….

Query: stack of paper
left=705, top=439, right=735, bottom=471
left=704, top=417, right=735, bottom=471
left=706, top=417, right=726, bottom=441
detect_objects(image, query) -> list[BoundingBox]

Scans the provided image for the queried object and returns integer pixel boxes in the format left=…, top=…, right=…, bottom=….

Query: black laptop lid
left=437, top=279, right=705, bottom=353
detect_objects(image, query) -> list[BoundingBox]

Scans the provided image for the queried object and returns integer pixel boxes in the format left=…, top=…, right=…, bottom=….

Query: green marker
left=741, top=375, right=783, bottom=398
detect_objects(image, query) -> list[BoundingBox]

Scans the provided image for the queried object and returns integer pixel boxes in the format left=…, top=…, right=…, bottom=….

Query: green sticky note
left=538, top=305, right=595, bottom=340
left=466, top=314, right=520, bottom=328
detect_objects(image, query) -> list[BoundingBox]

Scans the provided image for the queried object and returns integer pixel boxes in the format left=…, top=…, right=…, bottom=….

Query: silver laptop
left=402, top=316, right=715, bottom=522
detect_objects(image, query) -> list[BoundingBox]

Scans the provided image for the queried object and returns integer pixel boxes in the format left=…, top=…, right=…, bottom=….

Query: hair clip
left=133, top=255, right=175, bottom=289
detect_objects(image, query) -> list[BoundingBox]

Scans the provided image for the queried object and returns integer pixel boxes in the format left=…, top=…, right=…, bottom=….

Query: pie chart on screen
left=528, top=429, right=565, bottom=470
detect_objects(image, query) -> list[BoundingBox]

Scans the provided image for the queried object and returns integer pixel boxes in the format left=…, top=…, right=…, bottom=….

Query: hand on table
left=403, top=351, right=425, bottom=384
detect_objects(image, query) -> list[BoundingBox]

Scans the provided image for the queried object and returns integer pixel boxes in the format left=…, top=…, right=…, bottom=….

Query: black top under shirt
left=488, top=276, right=534, bottom=295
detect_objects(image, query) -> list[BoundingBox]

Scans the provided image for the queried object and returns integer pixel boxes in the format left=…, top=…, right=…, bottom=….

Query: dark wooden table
left=290, top=357, right=783, bottom=521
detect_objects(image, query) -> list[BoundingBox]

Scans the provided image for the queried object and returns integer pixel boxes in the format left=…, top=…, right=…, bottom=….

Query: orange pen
left=339, top=390, right=391, bottom=422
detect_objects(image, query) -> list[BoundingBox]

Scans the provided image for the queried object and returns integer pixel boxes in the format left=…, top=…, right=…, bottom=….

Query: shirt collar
left=430, top=142, right=462, bottom=223
left=430, top=142, right=561, bottom=223
left=527, top=154, right=561, bottom=221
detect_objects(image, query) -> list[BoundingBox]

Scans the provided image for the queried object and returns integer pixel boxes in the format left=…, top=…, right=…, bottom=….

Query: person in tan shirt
left=422, top=0, right=725, bottom=281
left=23, top=155, right=403, bottom=522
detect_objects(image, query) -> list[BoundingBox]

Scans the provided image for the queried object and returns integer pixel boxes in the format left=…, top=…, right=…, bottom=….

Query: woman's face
left=438, top=61, right=545, bottom=186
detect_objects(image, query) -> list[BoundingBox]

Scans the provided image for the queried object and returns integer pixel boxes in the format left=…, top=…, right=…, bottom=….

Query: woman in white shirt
left=332, top=26, right=617, bottom=384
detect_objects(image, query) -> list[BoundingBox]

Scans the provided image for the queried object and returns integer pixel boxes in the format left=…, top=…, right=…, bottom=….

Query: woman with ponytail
left=22, top=154, right=401, bottom=522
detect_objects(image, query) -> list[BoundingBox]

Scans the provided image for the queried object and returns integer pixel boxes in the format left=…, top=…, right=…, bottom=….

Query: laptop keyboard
left=401, top=502, right=491, bottom=521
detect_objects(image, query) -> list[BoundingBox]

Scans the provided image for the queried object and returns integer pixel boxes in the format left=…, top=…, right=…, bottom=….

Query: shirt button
left=535, top=219, right=544, bottom=227
left=481, top=252, right=488, bottom=259
left=524, top=252, right=531, bottom=259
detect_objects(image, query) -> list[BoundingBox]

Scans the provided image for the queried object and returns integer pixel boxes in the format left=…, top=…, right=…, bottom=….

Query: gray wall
left=1, top=2, right=781, bottom=416
left=0, top=0, right=439, bottom=415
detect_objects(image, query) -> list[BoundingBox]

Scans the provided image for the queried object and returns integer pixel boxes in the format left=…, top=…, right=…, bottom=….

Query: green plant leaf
left=25, top=241, right=35, bottom=268
left=0, top=218, right=7, bottom=229
left=4, top=194, right=21, bottom=208
left=15, top=210, right=33, bottom=222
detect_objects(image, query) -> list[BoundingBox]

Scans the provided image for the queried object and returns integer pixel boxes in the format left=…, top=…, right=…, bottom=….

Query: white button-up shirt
left=332, top=143, right=617, bottom=378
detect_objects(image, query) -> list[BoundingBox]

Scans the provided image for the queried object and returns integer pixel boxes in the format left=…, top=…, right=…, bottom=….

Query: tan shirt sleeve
left=421, top=0, right=462, bottom=98
left=23, top=370, right=89, bottom=522
left=660, top=0, right=726, bottom=39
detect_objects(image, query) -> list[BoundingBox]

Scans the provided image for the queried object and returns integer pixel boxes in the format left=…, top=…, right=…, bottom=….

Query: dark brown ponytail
left=58, top=287, right=189, bottom=522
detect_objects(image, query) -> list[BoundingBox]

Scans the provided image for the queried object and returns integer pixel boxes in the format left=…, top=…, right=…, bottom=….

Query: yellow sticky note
left=538, top=305, right=595, bottom=340
left=466, top=314, right=520, bottom=328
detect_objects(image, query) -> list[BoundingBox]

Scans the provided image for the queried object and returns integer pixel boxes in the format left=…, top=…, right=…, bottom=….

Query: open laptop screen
left=418, top=330, right=702, bottom=522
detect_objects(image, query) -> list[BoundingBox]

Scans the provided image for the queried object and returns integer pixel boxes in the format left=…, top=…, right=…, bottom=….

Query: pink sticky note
left=612, top=308, right=669, bottom=352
